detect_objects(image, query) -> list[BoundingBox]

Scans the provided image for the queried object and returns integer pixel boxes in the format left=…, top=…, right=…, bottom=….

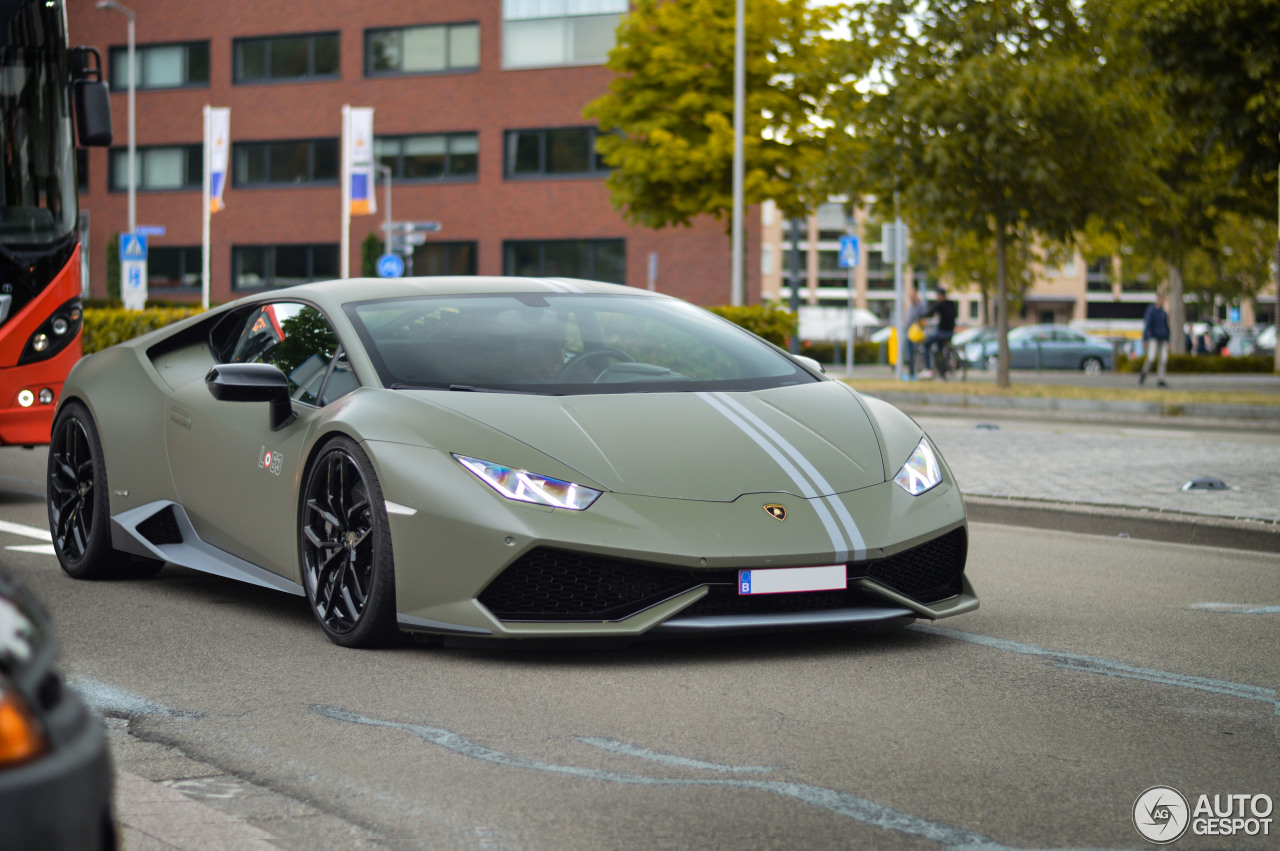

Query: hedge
left=707, top=304, right=797, bottom=348
left=800, top=340, right=883, bottom=365
left=1115, top=353, right=1275, bottom=374
left=82, top=307, right=206, bottom=356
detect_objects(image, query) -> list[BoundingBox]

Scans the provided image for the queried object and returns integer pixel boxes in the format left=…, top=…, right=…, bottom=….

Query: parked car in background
left=0, top=570, right=116, bottom=850
left=1247, top=324, right=1275, bottom=357
left=969, top=324, right=1112, bottom=373
left=952, top=326, right=996, bottom=368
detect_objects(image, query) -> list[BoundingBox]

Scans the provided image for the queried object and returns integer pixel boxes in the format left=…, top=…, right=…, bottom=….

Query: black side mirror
left=70, top=47, right=112, bottom=147
left=205, top=364, right=297, bottom=432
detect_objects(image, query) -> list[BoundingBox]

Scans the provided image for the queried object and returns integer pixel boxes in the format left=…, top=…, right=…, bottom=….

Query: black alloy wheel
left=47, top=402, right=161, bottom=579
left=300, top=436, right=396, bottom=647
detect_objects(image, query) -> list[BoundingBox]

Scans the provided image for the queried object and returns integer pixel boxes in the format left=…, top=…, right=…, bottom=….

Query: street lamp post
left=730, top=0, right=745, bottom=306
left=96, top=1, right=135, bottom=238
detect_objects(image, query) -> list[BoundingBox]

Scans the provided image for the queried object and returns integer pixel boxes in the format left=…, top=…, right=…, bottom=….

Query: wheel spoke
left=306, top=499, right=342, bottom=531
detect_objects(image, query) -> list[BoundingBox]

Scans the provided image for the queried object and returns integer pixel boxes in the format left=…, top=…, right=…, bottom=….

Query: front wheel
left=47, top=403, right=162, bottom=579
left=299, top=436, right=398, bottom=648
left=1081, top=357, right=1104, bottom=376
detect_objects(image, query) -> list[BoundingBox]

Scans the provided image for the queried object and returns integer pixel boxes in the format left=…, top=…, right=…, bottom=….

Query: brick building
left=68, top=0, right=757, bottom=306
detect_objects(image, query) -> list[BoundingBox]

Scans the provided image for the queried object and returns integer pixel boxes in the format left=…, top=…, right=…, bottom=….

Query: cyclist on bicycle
left=921, top=287, right=958, bottom=377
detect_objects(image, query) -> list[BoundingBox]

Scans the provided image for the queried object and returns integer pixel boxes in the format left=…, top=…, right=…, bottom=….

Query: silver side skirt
left=111, top=500, right=304, bottom=596
left=651, top=606, right=915, bottom=635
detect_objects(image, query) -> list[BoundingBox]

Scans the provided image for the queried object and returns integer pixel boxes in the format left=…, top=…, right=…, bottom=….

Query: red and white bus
left=1, top=0, right=111, bottom=445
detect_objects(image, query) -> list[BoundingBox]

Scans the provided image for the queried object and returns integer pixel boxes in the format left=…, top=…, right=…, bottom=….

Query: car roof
left=273, top=276, right=658, bottom=313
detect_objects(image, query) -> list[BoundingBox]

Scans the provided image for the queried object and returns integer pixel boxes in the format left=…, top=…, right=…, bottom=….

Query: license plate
left=738, top=565, right=846, bottom=596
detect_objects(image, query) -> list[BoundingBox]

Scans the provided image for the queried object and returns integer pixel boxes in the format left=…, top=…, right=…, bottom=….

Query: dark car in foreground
left=0, top=570, right=116, bottom=850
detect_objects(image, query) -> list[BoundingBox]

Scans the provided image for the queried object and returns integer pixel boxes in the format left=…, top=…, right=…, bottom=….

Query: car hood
left=402, top=381, right=886, bottom=502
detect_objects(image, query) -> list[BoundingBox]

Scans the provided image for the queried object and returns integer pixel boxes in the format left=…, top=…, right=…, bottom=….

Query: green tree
left=836, top=0, right=1155, bottom=386
left=1130, top=0, right=1279, bottom=369
left=1081, top=0, right=1269, bottom=352
left=583, top=0, right=844, bottom=230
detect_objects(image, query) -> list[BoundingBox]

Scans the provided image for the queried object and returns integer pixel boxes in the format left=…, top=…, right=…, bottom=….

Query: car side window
left=229, top=302, right=358, bottom=406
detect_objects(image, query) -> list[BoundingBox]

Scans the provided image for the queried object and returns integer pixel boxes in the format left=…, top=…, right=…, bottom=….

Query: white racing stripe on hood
left=701, top=392, right=867, bottom=562
left=698, top=392, right=851, bottom=563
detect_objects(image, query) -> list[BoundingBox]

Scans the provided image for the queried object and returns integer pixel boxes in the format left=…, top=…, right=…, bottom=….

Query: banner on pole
left=207, top=107, right=230, bottom=213
left=346, top=107, right=376, bottom=216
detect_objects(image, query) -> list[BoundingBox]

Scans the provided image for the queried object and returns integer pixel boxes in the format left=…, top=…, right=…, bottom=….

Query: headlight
left=453, top=454, right=602, bottom=510
left=893, top=438, right=942, bottom=496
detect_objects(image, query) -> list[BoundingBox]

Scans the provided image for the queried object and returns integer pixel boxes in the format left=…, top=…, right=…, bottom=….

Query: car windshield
left=345, top=292, right=818, bottom=395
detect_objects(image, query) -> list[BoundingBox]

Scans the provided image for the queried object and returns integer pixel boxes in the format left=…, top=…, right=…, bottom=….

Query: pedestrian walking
left=903, top=287, right=928, bottom=379
left=1139, top=292, right=1170, bottom=387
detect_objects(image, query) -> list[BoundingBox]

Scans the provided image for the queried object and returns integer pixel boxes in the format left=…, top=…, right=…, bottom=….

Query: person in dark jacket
left=1139, top=292, right=1170, bottom=387
left=921, top=287, right=958, bottom=373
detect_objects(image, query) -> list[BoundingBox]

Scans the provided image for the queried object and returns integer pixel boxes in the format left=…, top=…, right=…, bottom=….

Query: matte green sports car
left=47, top=277, right=976, bottom=647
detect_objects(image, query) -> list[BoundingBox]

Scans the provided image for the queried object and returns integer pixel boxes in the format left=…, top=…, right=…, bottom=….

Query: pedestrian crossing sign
left=119, top=233, right=148, bottom=262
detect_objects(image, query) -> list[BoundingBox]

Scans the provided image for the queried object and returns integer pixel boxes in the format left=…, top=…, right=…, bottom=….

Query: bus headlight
left=19, top=298, right=82, bottom=365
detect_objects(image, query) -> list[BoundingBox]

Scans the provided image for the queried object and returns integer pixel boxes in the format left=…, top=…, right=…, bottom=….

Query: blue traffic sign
left=838, top=235, right=860, bottom=269
left=136, top=225, right=166, bottom=237
left=119, top=233, right=148, bottom=262
left=377, top=253, right=405, bottom=278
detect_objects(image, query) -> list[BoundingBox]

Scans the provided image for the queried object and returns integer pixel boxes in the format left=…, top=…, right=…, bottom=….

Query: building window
left=234, top=33, right=339, bottom=83
left=232, top=244, right=340, bottom=291
left=109, top=42, right=210, bottom=90
left=502, top=0, right=626, bottom=68
left=233, top=140, right=339, bottom=186
left=366, top=23, right=479, bottom=75
left=410, top=242, right=477, bottom=276
left=149, top=246, right=202, bottom=291
left=503, top=239, right=625, bottom=285
left=968, top=300, right=980, bottom=321
left=375, top=134, right=478, bottom=181
left=109, top=145, right=201, bottom=191
left=505, top=127, right=607, bottom=178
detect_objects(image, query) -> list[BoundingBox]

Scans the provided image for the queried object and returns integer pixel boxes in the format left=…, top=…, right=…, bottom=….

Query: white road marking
left=6, top=544, right=56, bottom=555
left=1186, top=602, right=1280, bottom=614
left=0, top=518, right=51, bottom=540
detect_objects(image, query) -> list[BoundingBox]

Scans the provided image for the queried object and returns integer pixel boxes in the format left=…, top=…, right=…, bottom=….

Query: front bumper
left=370, top=441, right=977, bottom=640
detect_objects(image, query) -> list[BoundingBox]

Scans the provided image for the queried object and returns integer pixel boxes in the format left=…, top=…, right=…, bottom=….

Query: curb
left=869, top=390, right=1280, bottom=426
left=965, top=495, right=1280, bottom=554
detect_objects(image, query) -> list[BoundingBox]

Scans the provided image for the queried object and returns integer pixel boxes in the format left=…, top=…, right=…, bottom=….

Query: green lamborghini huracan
left=48, top=278, right=976, bottom=647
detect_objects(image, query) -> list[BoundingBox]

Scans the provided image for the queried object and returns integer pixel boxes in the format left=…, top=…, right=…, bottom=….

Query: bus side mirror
left=70, top=47, right=113, bottom=147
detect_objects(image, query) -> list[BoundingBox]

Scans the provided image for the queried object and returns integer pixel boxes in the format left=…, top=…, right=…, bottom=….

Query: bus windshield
left=0, top=23, right=78, bottom=247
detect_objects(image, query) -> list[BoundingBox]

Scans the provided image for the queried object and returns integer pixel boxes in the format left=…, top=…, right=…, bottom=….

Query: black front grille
left=862, top=527, right=967, bottom=604
left=479, top=528, right=968, bottom=622
left=478, top=549, right=700, bottom=621
left=136, top=506, right=183, bottom=546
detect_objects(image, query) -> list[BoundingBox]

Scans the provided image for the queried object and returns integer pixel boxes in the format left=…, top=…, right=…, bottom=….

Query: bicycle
left=931, top=338, right=967, bottom=382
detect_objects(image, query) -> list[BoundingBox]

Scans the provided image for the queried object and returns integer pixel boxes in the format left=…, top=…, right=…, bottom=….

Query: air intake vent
left=136, top=505, right=183, bottom=546
left=863, top=527, right=967, bottom=604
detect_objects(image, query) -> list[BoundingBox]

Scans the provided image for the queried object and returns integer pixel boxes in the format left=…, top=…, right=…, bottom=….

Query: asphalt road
left=2, top=444, right=1277, bottom=851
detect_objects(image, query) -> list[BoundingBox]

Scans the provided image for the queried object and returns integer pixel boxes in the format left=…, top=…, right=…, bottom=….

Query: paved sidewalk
left=115, top=770, right=281, bottom=851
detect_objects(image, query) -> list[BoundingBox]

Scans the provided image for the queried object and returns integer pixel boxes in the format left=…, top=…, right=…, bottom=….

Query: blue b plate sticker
left=738, top=565, right=846, bottom=596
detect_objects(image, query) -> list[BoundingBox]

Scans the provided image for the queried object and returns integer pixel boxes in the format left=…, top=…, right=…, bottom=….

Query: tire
left=47, top=402, right=162, bottom=579
left=299, top=436, right=398, bottom=648
left=1081, top=357, right=1104, bottom=376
